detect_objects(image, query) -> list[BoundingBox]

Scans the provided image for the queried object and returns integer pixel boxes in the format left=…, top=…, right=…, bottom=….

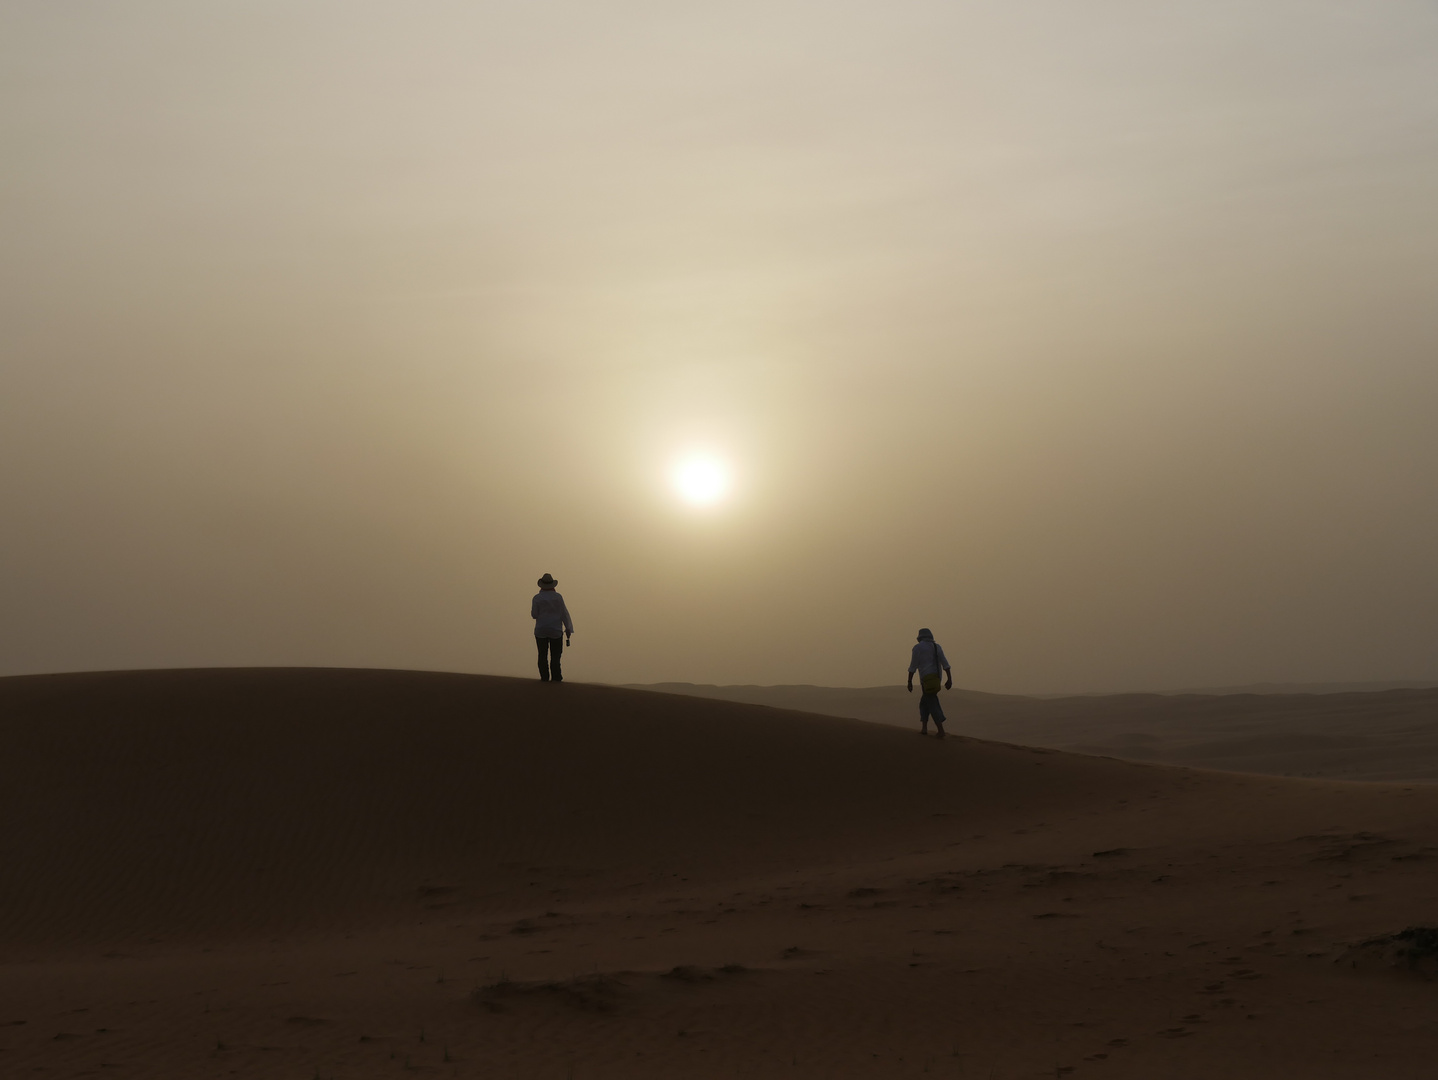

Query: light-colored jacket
left=531, top=590, right=573, bottom=638
left=908, top=640, right=950, bottom=677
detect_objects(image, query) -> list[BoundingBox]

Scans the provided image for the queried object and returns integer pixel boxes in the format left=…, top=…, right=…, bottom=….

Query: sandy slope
left=1, top=669, right=1436, bottom=1078
left=633, top=682, right=1438, bottom=780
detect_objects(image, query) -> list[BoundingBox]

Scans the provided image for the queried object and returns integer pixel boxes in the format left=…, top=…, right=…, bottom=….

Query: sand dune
left=2, top=669, right=1437, bottom=1077
left=633, top=683, right=1438, bottom=781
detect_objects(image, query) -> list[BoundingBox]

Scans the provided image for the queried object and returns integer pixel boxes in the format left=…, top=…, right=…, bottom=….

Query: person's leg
left=551, top=636, right=563, bottom=682
left=931, top=694, right=947, bottom=738
left=536, top=636, right=551, bottom=681
left=918, top=693, right=932, bottom=734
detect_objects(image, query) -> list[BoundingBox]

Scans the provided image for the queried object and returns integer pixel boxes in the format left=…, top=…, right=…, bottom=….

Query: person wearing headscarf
left=906, top=627, right=952, bottom=737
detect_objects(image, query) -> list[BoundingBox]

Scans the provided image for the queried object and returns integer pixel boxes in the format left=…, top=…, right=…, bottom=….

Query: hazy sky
left=2, top=1, right=1436, bottom=693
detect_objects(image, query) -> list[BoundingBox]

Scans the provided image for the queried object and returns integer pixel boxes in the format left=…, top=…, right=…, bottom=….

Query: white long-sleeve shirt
left=531, top=590, right=573, bottom=638
left=908, top=640, right=950, bottom=677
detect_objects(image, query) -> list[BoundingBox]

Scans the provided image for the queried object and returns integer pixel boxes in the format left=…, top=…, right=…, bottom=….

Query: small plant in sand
left=1352, top=926, right=1438, bottom=978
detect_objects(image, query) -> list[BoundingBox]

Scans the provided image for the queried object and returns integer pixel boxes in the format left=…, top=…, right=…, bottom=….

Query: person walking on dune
left=531, top=573, right=573, bottom=683
left=907, top=627, right=952, bottom=737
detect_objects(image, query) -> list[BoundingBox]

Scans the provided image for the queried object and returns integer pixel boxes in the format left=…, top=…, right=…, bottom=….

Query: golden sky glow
left=1, top=2, right=1435, bottom=691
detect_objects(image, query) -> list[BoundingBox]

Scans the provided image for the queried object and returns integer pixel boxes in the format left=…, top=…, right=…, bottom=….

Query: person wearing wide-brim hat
left=531, top=573, right=574, bottom=682
left=906, top=628, right=952, bottom=737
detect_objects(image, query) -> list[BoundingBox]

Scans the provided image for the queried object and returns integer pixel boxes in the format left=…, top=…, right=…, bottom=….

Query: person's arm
left=561, top=598, right=573, bottom=642
left=939, top=643, right=953, bottom=690
left=907, top=646, right=918, bottom=692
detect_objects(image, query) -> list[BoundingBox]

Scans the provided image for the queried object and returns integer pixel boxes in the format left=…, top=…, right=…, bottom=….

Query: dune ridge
left=0, top=668, right=1156, bottom=947
left=1, top=668, right=1436, bottom=1077
left=630, top=682, right=1438, bottom=780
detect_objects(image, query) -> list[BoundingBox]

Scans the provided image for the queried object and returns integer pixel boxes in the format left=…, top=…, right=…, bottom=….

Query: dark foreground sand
left=2, top=669, right=1436, bottom=1078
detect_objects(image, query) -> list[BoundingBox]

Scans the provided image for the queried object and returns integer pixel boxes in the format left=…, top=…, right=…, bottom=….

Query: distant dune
left=2, top=669, right=1437, bottom=1077
left=1168, top=680, right=1438, bottom=695
left=629, top=683, right=1438, bottom=781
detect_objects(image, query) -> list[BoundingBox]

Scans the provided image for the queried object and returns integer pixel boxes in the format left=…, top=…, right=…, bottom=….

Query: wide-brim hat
left=537, top=573, right=558, bottom=587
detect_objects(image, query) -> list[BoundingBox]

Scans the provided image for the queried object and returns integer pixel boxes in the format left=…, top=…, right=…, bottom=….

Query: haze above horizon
left=2, top=1, right=1435, bottom=693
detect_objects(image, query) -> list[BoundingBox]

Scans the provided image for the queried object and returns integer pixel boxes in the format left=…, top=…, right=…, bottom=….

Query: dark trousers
left=536, top=635, right=563, bottom=682
left=919, top=692, right=946, bottom=728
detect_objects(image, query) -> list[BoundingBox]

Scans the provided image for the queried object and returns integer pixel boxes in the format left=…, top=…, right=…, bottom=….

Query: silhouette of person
left=531, top=573, right=573, bottom=682
left=907, top=627, right=952, bottom=737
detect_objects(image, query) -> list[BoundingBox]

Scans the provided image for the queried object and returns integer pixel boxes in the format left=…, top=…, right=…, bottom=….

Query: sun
left=671, top=454, right=730, bottom=507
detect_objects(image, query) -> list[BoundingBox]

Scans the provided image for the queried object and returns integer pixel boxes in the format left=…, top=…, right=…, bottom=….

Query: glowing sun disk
left=672, top=456, right=729, bottom=506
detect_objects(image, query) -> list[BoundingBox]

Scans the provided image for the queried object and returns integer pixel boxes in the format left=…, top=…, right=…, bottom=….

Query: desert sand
left=635, top=683, right=1438, bottom=781
left=2, top=668, right=1436, bottom=1078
